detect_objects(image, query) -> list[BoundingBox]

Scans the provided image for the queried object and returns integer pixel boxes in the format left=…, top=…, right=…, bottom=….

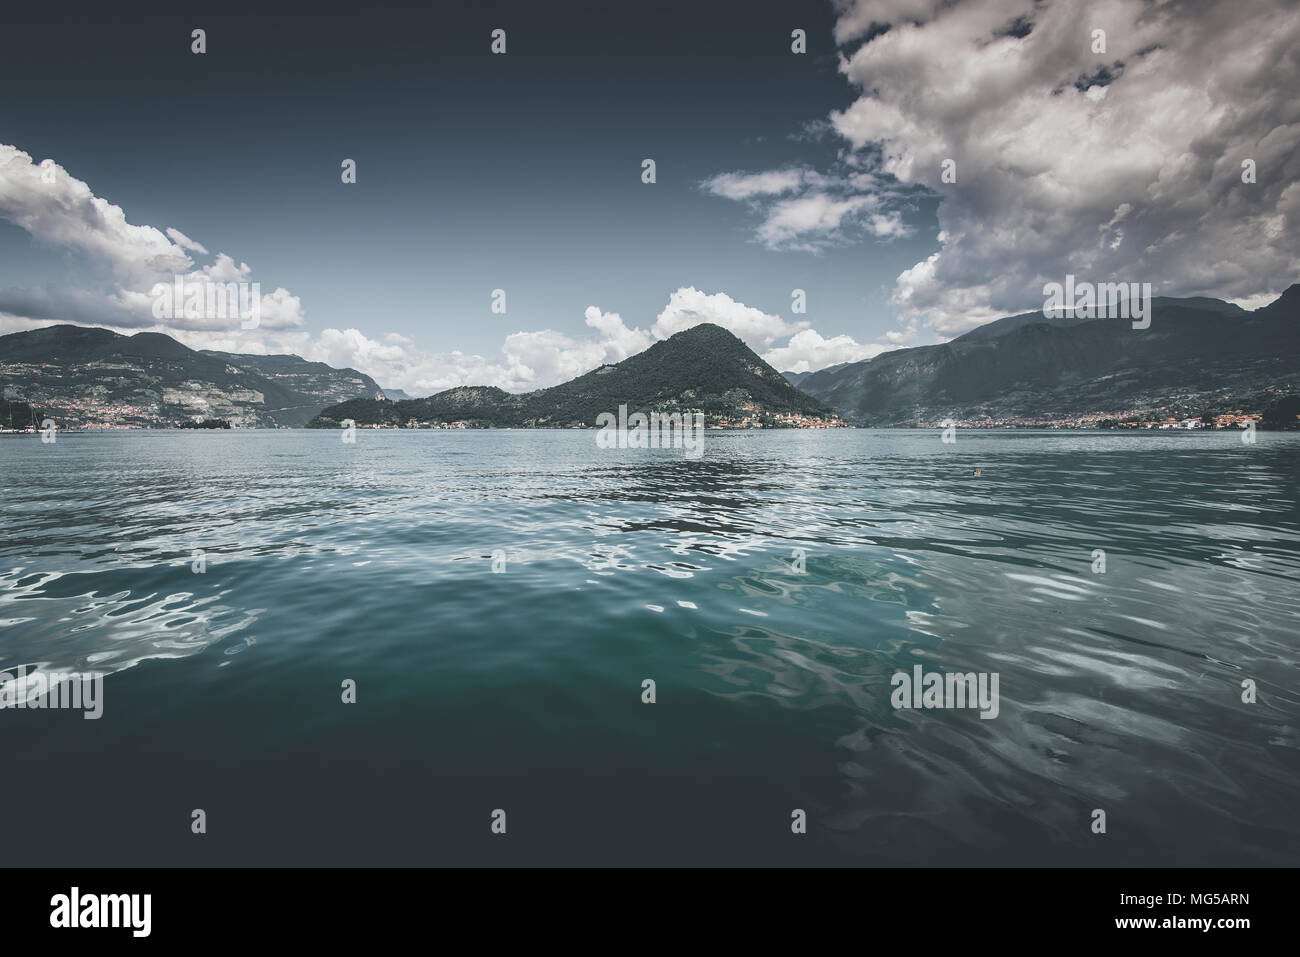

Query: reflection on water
left=1, top=428, right=1297, bottom=865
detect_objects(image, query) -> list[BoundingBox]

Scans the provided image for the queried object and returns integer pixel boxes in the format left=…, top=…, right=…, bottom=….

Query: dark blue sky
left=0, top=0, right=940, bottom=387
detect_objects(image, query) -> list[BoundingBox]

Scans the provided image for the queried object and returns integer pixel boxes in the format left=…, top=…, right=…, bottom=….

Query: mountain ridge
left=5, top=284, right=1298, bottom=431
left=310, top=323, right=841, bottom=428
left=794, top=286, right=1300, bottom=427
left=0, top=324, right=384, bottom=427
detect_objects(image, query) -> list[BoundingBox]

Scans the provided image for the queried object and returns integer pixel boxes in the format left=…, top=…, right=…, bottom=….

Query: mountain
left=0, top=324, right=383, bottom=428
left=783, top=363, right=851, bottom=387
left=310, top=323, right=841, bottom=428
left=795, top=287, right=1300, bottom=426
left=955, top=297, right=1248, bottom=345
left=199, top=349, right=384, bottom=410
left=379, top=387, right=413, bottom=401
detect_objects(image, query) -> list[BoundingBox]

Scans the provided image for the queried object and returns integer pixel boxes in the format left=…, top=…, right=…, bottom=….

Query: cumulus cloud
left=153, top=305, right=658, bottom=395
left=0, top=144, right=304, bottom=332
left=869, top=211, right=907, bottom=237
left=0, top=147, right=190, bottom=286
left=652, top=286, right=807, bottom=345
left=0, top=144, right=893, bottom=390
left=884, top=321, right=919, bottom=346
left=758, top=193, right=878, bottom=247
left=165, top=228, right=209, bottom=255
left=828, top=0, right=1300, bottom=335
left=0, top=284, right=146, bottom=329
left=702, top=168, right=810, bottom=200
left=650, top=286, right=898, bottom=375
left=761, top=328, right=894, bottom=373
left=702, top=163, right=912, bottom=250
left=580, top=305, right=655, bottom=361
left=497, top=308, right=653, bottom=388
left=1, top=281, right=890, bottom=392
left=282, top=288, right=885, bottom=391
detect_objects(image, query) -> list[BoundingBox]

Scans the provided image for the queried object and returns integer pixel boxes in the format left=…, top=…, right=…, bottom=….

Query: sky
left=0, top=0, right=1297, bottom=394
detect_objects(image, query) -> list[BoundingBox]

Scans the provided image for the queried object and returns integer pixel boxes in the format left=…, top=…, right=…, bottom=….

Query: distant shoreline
left=16, top=424, right=1297, bottom=435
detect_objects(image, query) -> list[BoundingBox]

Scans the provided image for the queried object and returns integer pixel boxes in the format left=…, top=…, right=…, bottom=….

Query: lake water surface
left=2, top=429, right=1297, bottom=865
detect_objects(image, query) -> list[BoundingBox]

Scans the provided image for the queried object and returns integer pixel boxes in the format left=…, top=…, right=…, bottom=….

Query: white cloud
left=758, top=193, right=878, bottom=247
left=1226, top=293, right=1276, bottom=311
left=295, top=288, right=882, bottom=391
left=159, top=305, right=656, bottom=395
left=828, top=0, right=1300, bottom=335
left=0, top=313, right=60, bottom=337
left=651, top=286, right=903, bottom=374
left=0, top=144, right=304, bottom=333
left=702, top=161, right=910, bottom=250
left=0, top=146, right=190, bottom=286
left=702, top=168, right=809, bottom=200
left=165, top=227, right=209, bottom=255
left=868, top=211, right=907, bottom=237
left=834, top=0, right=938, bottom=45
left=761, top=328, right=896, bottom=373
left=581, top=305, right=654, bottom=361
left=0, top=144, right=895, bottom=389
left=885, top=321, right=919, bottom=346
left=652, top=286, right=807, bottom=346
left=2, top=282, right=897, bottom=392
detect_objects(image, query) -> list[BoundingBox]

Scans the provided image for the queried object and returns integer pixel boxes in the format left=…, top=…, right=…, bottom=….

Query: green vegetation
left=0, top=395, right=39, bottom=429
left=309, top=323, right=837, bottom=428
left=0, top=324, right=384, bottom=428
left=1262, top=394, right=1300, bottom=430
left=797, top=286, right=1300, bottom=426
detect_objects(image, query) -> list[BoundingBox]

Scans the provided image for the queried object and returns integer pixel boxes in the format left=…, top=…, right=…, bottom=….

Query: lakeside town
left=3, top=406, right=1274, bottom=433
left=0, top=387, right=854, bottom=432
left=3, top=335, right=1296, bottom=432
left=920, top=411, right=1264, bottom=431
left=3, top=379, right=1290, bottom=433
left=383, top=403, right=852, bottom=430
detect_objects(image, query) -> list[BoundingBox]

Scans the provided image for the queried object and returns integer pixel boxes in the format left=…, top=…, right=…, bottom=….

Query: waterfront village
left=1, top=375, right=1286, bottom=433
left=920, top=411, right=1263, bottom=430
left=395, top=401, right=851, bottom=430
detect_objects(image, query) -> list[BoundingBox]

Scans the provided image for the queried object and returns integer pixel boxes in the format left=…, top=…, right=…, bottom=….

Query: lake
left=2, top=428, right=1297, bottom=865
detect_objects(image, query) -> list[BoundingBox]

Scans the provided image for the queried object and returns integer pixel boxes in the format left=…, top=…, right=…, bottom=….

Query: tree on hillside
left=1261, top=394, right=1300, bottom=430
